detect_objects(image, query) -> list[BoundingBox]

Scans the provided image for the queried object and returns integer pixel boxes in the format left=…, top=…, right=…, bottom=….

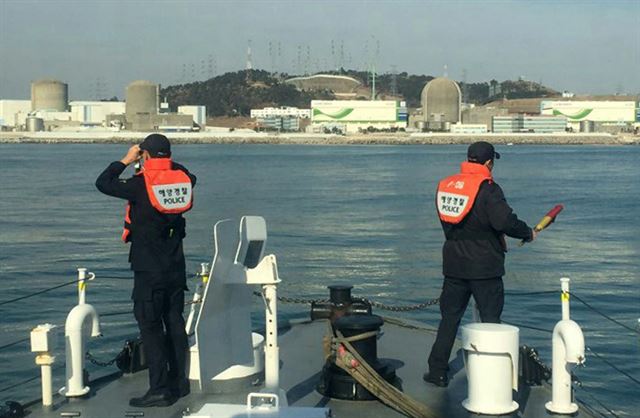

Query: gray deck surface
left=24, top=317, right=598, bottom=418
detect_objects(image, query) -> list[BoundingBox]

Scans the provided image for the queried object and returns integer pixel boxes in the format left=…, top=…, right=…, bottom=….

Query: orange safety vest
left=122, top=158, right=193, bottom=242
left=436, top=162, right=492, bottom=224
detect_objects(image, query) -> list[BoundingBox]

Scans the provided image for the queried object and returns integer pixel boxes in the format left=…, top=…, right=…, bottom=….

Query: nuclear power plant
left=1, top=70, right=637, bottom=136
left=126, top=80, right=159, bottom=119
left=0, top=79, right=205, bottom=132
left=420, top=77, right=462, bottom=130
left=31, top=79, right=69, bottom=112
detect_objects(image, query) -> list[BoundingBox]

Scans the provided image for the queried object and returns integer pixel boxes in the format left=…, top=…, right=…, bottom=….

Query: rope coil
left=329, top=326, right=438, bottom=418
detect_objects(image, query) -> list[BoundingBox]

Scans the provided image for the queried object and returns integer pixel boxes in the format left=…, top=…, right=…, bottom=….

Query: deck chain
left=362, top=297, right=440, bottom=312
left=251, top=290, right=439, bottom=311
left=85, top=351, right=118, bottom=368
left=252, top=290, right=328, bottom=305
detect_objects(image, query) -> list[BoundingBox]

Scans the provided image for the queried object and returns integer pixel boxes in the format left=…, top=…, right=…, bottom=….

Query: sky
left=0, top=0, right=638, bottom=100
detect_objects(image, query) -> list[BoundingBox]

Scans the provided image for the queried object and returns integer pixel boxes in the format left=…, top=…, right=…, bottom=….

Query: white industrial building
left=250, top=107, right=311, bottom=119
left=250, top=107, right=310, bottom=132
left=310, top=100, right=407, bottom=134
left=540, top=101, right=636, bottom=130
left=0, top=100, right=31, bottom=129
left=70, top=101, right=126, bottom=125
left=178, top=105, right=207, bottom=127
left=450, top=123, right=488, bottom=134
left=492, top=115, right=567, bottom=133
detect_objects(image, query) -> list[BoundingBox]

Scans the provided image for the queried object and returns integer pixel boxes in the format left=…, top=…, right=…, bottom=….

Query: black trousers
left=133, top=271, right=188, bottom=396
left=427, top=276, right=504, bottom=376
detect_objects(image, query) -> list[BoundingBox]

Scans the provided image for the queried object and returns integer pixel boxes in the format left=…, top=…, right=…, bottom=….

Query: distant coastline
left=1, top=131, right=638, bottom=145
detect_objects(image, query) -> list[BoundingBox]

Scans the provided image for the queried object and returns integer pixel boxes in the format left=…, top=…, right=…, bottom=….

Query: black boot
left=129, top=391, right=175, bottom=407
left=423, top=371, right=449, bottom=387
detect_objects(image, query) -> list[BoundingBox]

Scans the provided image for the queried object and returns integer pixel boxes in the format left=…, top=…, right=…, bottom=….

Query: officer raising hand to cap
left=424, top=141, right=535, bottom=388
left=95, top=134, right=196, bottom=407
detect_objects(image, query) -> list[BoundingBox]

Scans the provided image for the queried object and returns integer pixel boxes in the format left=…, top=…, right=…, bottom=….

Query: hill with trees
left=161, top=69, right=558, bottom=117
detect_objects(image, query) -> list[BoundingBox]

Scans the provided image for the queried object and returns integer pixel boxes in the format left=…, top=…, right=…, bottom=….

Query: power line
left=572, top=293, right=639, bottom=334
left=0, top=279, right=79, bottom=307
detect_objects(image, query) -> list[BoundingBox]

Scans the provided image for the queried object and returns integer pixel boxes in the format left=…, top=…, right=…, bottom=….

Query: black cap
left=467, top=141, right=500, bottom=164
left=139, top=134, right=171, bottom=157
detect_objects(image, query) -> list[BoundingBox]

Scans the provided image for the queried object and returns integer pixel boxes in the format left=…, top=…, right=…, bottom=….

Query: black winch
left=313, top=285, right=398, bottom=401
left=310, top=284, right=371, bottom=322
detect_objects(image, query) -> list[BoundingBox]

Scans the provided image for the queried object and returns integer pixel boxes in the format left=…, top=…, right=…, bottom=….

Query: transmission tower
left=462, top=68, right=468, bottom=104
left=93, top=76, right=106, bottom=100
left=363, top=39, right=369, bottom=72
left=208, top=54, right=215, bottom=78
left=391, top=65, right=398, bottom=97
left=331, top=39, right=336, bottom=71
left=269, top=41, right=276, bottom=75
left=305, top=45, right=311, bottom=75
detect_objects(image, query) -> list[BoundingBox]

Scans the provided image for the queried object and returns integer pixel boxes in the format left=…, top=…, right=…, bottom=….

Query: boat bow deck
left=26, top=316, right=597, bottom=418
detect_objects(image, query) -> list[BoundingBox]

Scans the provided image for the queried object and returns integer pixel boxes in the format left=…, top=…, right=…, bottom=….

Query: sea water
left=1, top=143, right=638, bottom=416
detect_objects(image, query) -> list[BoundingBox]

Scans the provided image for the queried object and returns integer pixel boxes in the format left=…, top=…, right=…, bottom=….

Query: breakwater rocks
left=1, top=131, right=638, bottom=145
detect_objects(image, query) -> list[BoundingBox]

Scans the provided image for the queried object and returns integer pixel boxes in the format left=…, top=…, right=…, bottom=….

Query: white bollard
left=39, top=359, right=53, bottom=406
left=546, top=277, right=586, bottom=415
left=61, top=268, right=101, bottom=397
left=30, top=324, right=58, bottom=407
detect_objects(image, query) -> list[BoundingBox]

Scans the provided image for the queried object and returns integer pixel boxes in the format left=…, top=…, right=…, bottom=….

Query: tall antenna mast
left=246, top=39, right=253, bottom=71
left=246, top=39, right=253, bottom=83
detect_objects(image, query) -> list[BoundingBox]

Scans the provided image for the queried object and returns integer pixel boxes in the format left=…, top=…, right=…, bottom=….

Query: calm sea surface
left=1, top=144, right=638, bottom=416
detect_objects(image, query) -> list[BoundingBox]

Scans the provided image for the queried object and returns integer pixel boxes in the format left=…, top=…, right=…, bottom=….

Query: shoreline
left=1, top=131, right=638, bottom=145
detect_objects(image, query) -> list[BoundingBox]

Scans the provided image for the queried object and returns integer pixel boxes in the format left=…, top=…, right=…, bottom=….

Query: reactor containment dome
left=126, top=80, right=159, bottom=118
left=31, top=79, right=69, bottom=112
left=421, top=77, right=461, bottom=129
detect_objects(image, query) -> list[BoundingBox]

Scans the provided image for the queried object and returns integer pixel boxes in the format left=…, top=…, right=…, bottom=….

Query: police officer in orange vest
left=424, top=141, right=535, bottom=387
left=96, top=134, right=196, bottom=407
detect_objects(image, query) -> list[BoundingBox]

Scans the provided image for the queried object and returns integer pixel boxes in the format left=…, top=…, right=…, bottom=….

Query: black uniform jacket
left=95, top=160, right=197, bottom=273
left=440, top=180, right=532, bottom=279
